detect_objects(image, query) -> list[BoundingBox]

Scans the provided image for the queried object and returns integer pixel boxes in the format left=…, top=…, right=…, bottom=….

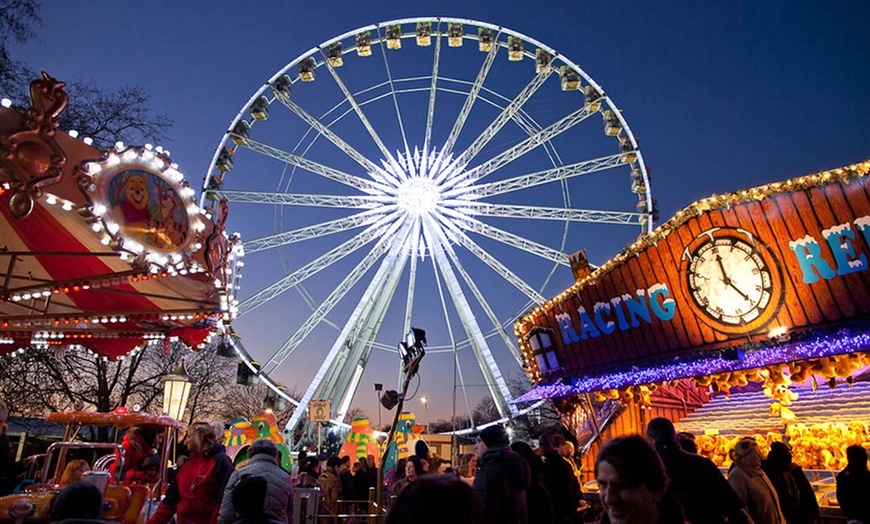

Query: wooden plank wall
left=578, top=381, right=708, bottom=476
left=524, top=175, right=870, bottom=382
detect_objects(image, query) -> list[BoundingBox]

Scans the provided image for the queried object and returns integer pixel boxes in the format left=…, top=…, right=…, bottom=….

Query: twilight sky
left=9, top=0, right=869, bottom=423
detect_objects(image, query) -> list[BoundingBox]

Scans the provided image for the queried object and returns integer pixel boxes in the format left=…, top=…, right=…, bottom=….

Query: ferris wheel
left=202, top=17, right=655, bottom=436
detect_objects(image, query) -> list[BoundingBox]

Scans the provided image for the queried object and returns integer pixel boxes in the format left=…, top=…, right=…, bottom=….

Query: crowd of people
left=2, top=401, right=870, bottom=524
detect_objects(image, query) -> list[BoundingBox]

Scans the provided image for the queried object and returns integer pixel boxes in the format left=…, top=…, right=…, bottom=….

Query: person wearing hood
left=147, top=421, right=234, bottom=524
left=472, top=425, right=530, bottom=524
left=219, top=439, right=294, bottom=524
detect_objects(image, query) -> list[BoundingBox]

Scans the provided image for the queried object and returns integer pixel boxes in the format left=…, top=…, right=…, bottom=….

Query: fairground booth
left=515, top=159, right=870, bottom=511
left=0, top=74, right=241, bottom=362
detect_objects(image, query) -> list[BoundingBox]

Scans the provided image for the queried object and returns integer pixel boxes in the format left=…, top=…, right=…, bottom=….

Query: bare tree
left=0, top=344, right=165, bottom=417
left=59, top=81, right=173, bottom=148
left=0, top=0, right=41, bottom=102
left=207, top=382, right=298, bottom=429
left=344, top=406, right=368, bottom=424
left=0, top=339, right=245, bottom=426
left=472, top=395, right=501, bottom=424
left=0, top=1, right=172, bottom=147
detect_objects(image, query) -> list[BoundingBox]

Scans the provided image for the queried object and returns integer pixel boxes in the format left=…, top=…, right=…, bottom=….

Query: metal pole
left=451, top=341, right=458, bottom=466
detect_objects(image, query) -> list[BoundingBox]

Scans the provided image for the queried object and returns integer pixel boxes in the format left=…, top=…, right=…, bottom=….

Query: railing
left=293, top=488, right=390, bottom=524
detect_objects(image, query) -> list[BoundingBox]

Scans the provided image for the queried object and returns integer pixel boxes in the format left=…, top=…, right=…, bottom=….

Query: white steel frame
left=201, top=17, right=654, bottom=436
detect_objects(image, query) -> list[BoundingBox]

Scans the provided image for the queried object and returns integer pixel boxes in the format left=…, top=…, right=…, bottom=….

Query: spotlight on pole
left=380, top=390, right=400, bottom=410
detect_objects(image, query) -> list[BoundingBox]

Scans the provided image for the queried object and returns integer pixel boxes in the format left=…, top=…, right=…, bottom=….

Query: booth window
left=528, top=327, right=561, bottom=375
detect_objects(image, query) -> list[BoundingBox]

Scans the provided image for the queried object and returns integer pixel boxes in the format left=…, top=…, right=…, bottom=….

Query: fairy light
left=516, top=327, right=870, bottom=402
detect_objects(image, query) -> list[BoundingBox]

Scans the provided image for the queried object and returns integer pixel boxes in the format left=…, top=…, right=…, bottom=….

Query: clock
left=683, top=228, right=783, bottom=334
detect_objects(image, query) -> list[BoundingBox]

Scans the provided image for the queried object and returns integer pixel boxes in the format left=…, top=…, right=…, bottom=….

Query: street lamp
left=420, top=396, right=428, bottom=433
left=374, top=383, right=383, bottom=429
left=161, top=359, right=196, bottom=421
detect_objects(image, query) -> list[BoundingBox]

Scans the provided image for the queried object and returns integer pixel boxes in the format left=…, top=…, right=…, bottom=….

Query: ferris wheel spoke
left=451, top=202, right=646, bottom=225
left=426, top=243, right=478, bottom=426
left=220, top=190, right=390, bottom=209
left=438, top=208, right=569, bottom=266
left=442, top=38, right=501, bottom=158
left=243, top=209, right=386, bottom=254
left=432, top=212, right=545, bottom=304
left=421, top=215, right=517, bottom=417
left=403, top=218, right=423, bottom=334
left=213, top=18, right=653, bottom=435
left=435, top=224, right=524, bottom=365
left=452, top=153, right=627, bottom=199
left=445, top=68, right=555, bottom=180
left=423, top=23, right=443, bottom=154
left=375, top=25, right=411, bottom=158
left=276, top=97, right=399, bottom=187
left=270, top=215, right=413, bottom=383
left=238, top=212, right=402, bottom=317
left=237, top=136, right=391, bottom=195
left=291, top=230, right=412, bottom=430
left=462, top=104, right=597, bottom=183
left=319, top=47, right=400, bottom=168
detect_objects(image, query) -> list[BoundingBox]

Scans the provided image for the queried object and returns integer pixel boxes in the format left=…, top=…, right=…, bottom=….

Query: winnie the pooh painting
left=113, top=172, right=152, bottom=237
left=107, top=169, right=189, bottom=249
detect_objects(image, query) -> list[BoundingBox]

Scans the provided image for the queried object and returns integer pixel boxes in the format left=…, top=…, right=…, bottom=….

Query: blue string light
left=516, top=327, right=870, bottom=402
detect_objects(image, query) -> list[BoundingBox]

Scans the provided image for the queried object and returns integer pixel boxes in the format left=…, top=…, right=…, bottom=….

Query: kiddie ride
left=0, top=409, right=185, bottom=523
left=223, top=411, right=292, bottom=471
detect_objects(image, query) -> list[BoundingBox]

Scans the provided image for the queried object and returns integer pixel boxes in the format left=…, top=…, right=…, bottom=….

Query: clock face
left=685, top=233, right=781, bottom=331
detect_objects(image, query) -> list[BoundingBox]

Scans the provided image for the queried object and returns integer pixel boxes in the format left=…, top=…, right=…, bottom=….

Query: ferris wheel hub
left=396, top=177, right=440, bottom=215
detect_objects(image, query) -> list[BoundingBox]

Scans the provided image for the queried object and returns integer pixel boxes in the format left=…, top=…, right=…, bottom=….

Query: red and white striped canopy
left=0, top=73, right=240, bottom=360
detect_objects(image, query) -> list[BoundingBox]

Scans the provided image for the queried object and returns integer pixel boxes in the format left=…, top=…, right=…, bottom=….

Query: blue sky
left=10, top=1, right=869, bottom=423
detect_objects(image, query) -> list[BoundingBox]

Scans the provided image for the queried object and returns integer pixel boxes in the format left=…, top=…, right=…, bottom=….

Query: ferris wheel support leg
left=284, top=219, right=414, bottom=433
left=421, top=216, right=518, bottom=418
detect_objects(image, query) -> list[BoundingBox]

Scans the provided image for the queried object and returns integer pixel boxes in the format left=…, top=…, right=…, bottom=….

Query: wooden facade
left=516, top=160, right=870, bottom=389
left=577, top=381, right=709, bottom=474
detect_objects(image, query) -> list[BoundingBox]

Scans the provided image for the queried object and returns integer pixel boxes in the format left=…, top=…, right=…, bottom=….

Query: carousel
left=0, top=73, right=242, bottom=361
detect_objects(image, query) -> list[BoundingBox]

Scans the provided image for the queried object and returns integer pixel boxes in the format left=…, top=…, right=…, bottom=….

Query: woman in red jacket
left=147, top=421, right=234, bottom=524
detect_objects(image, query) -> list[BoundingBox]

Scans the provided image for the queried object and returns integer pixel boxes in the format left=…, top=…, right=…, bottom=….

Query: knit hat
left=478, top=425, right=509, bottom=447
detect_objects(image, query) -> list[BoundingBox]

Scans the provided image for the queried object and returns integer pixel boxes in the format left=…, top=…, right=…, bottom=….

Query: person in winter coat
left=511, top=441, right=554, bottom=524
left=727, top=437, right=785, bottom=524
left=228, top=475, right=284, bottom=524
left=472, top=425, right=530, bottom=524
left=391, top=456, right=424, bottom=496
left=338, top=455, right=355, bottom=502
left=760, top=442, right=819, bottom=524
left=218, top=439, right=294, bottom=524
left=541, top=432, right=581, bottom=524
left=318, top=456, right=343, bottom=517
left=147, top=421, right=234, bottom=524
left=647, top=417, right=747, bottom=524
left=836, top=445, right=870, bottom=524
left=111, top=426, right=158, bottom=482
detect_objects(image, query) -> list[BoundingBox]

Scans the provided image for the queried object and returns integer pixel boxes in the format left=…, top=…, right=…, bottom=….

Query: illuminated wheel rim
left=202, top=17, right=654, bottom=434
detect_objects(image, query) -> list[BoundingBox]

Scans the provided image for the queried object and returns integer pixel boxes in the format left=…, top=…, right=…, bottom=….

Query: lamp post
left=420, top=396, right=428, bottom=434
left=161, top=359, right=196, bottom=422
left=374, top=383, right=383, bottom=430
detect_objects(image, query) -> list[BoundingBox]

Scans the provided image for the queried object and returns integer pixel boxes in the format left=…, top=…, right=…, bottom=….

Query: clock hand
left=714, top=253, right=729, bottom=283
left=727, top=281, right=750, bottom=301
left=715, top=252, right=751, bottom=301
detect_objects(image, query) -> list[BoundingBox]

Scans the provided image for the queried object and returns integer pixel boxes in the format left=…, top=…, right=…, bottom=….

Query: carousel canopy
left=0, top=73, right=241, bottom=360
